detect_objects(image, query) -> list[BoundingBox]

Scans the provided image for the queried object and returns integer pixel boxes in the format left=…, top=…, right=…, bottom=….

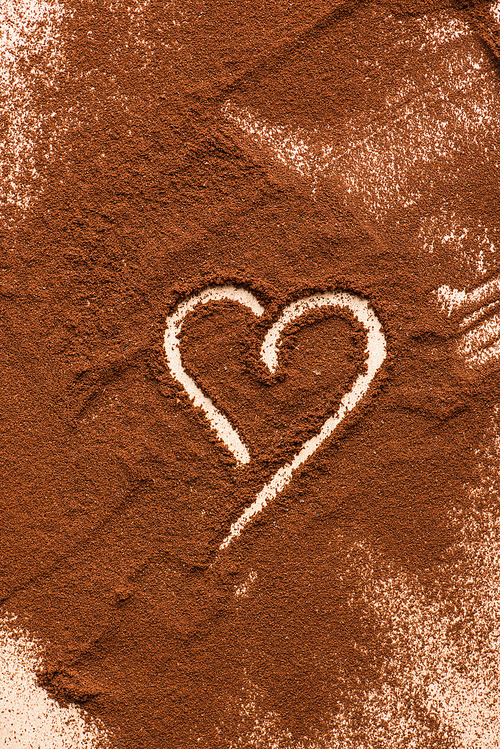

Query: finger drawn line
left=164, top=285, right=265, bottom=466
left=459, top=299, right=500, bottom=332
left=437, top=278, right=500, bottom=318
left=164, top=286, right=386, bottom=550
left=437, top=280, right=500, bottom=368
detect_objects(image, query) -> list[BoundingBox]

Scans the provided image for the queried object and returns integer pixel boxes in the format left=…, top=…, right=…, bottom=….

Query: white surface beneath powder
left=437, top=279, right=500, bottom=369
left=223, top=9, right=500, bottom=370
left=222, top=11, right=498, bottom=224
left=0, top=0, right=66, bottom=222
left=492, top=1, right=500, bottom=25
left=0, top=616, right=110, bottom=748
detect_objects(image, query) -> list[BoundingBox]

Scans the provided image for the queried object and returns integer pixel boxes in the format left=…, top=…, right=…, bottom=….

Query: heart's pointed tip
left=260, top=347, right=278, bottom=375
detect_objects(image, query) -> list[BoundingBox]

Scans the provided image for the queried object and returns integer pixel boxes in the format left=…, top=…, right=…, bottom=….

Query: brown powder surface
left=2, top=1, right=500, bottom=747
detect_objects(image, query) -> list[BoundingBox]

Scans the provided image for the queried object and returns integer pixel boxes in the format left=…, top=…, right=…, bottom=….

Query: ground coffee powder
left=2, top=1, right=500, bottom=747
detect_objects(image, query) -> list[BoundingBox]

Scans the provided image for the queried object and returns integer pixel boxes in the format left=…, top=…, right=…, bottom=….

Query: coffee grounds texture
left=1, top=1, right=500, bottom=747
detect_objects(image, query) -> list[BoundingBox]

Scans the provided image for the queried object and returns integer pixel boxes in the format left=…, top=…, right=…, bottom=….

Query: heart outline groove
left=164, top=285, right=387, bottom=550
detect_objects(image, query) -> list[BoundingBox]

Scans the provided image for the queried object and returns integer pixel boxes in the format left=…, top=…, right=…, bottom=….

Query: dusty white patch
left=228, top=407, right=500, bottom=748
left=228, top=491, right=500, bottom=748
left=222, top=11, right=499, bottom=223
left=357, top=407, right=500, bottom=749
left=222, top=105, right=317, bottom=179
left=413, top=13, right=471, bottom=52
left=437, top=279, right=500, bottom=368
left=492, top=1, right=500, bottom=25
left=458, top=316, right=500, bottom=369
left=0, top=616, right=111, bottom=748
left=419, top=214, right=498, bottom=281
left=226, top=658, right=450, bottom=748
left=437, top=278, right=500, bottom=318
left=235, top=570, right=257, bottom=598
left=0, top=0, right=66, bottom=220
left=358, top=559, right=500, bottom=747
left=164, top=286, right=386, bottom=548
left=224, top=38, right=498, bottom=222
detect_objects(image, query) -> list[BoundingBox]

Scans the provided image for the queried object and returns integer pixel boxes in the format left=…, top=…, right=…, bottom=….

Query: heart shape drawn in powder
left=164, top=285, right=386, bottom=550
